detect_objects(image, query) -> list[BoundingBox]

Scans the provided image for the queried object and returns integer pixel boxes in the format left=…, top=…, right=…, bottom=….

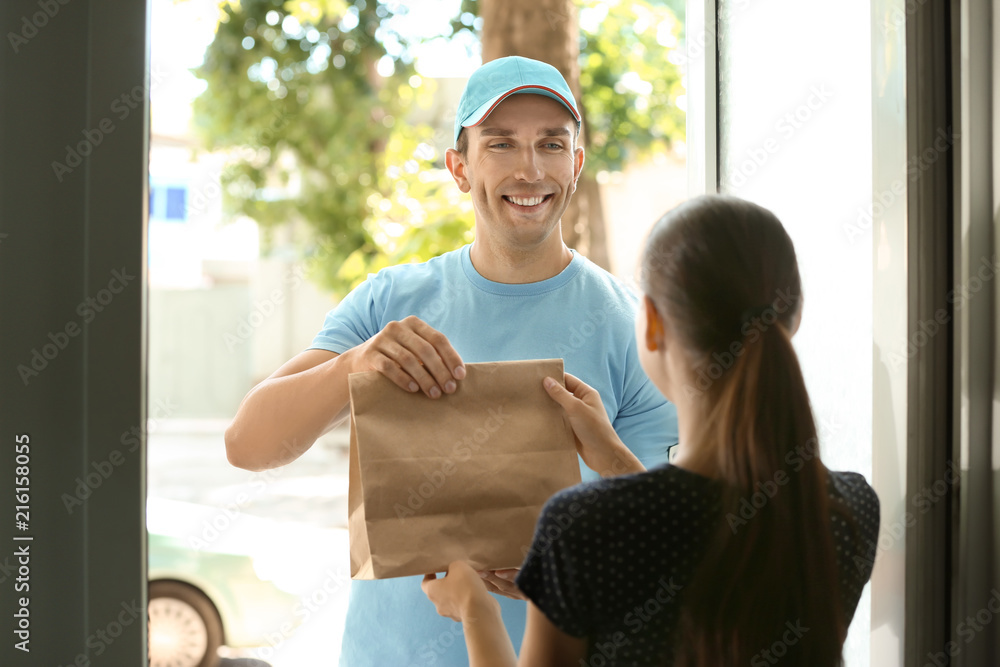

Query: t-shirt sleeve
left=516, top=489, right=594, bottom=638
left=613, top=368, right=679, bottom=471
left=829, top=471, right=881, bottom=624
left=309, top=275, right=381, bottom=354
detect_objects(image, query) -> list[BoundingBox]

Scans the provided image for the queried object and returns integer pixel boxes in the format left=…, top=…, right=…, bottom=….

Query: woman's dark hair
left=640, top=195, right=845, bottom=667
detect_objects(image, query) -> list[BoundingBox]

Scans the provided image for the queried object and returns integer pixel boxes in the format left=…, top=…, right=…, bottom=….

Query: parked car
left=147, top=497, right=312, bottom=667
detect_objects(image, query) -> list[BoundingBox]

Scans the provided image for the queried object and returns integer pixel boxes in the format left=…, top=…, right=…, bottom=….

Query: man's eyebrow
left=478, top=128, right=516, bottom=138
left=477, top=127, right=572, bottom=138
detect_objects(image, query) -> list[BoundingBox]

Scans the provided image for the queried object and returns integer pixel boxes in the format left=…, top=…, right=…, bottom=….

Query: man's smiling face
left=448, top=93, right=585, bottom=253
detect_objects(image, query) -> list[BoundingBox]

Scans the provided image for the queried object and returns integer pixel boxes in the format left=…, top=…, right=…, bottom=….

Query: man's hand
left=478, top=569, right=525, bottom=600
left=543, top=373, right=645, bottom=477
left=345, top=315, right=465, bottom=398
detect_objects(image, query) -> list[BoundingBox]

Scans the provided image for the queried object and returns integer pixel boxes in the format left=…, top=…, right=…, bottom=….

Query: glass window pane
left=717, top=1, right=876, bottom=665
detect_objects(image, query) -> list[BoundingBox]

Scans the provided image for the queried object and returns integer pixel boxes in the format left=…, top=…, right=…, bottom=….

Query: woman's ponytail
left=641, top=196, right=845, bottom=667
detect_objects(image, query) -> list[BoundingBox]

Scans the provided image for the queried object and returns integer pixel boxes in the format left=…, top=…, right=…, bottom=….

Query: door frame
left=0, top=0, right=149, bottom=664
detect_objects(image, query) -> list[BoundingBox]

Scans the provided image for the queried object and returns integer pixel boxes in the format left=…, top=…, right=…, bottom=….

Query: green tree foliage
left=193, top=0, right=472, bottom=293
left=577, top=0, right=685, bottom=173
left=193, top=0, right=684, bottom=296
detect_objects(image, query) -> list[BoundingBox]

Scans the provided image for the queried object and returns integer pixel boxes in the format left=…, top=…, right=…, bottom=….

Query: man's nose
left=513, top=147, right=543, bottom=181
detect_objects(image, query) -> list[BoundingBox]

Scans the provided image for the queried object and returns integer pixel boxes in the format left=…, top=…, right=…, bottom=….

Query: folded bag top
left=348, top=358, right=582, bottom=579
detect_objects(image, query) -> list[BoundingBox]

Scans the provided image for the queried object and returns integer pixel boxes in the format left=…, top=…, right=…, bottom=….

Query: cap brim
left=461, top=85, right=581, bottom=130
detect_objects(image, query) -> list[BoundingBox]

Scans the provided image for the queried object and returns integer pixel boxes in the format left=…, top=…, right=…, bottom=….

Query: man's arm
left=225, top=316, right=466, bottom=471
left=224, top=348, right=349, bottom=471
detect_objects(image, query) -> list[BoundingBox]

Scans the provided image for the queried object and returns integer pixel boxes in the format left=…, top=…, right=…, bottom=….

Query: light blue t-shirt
left=310, top=245, right=678, bottom=666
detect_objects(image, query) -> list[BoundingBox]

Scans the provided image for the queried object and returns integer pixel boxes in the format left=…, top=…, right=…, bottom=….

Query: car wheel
left=149, top=579, right=224, bottom=667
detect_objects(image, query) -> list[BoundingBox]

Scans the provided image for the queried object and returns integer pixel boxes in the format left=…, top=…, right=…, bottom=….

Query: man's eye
left=490, top=142, right=511, bottom=149
left=544, top=143, right=564, bottom=149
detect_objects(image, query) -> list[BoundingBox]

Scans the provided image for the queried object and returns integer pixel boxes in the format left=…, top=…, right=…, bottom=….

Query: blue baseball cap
left=454, top=56, right=581, bottom=143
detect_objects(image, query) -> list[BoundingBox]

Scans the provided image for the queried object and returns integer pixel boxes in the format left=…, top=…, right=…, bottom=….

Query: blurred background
left=146, top=1, right=688, bottom=664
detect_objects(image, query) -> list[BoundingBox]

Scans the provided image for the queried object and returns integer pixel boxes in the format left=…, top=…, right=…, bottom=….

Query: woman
left=422, top=195, right=880, bottom=666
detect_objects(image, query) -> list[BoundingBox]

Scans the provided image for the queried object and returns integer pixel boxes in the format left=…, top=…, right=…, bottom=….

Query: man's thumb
left=543, top=376, right=569, bottom=403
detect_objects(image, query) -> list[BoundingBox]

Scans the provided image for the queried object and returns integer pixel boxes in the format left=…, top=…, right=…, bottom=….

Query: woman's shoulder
left=827, top=470, right=880, bottom=509
left=826, top=469, right=881, bottom=544
left=539, top=465, right=721, bottom=531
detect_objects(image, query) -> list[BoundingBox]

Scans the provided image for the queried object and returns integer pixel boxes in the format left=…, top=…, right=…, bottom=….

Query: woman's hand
left=543, top=373, right=645, bottom=477
left=422, top=561, right=498, bottom=622
left=423, top=562, right=518, bottom=667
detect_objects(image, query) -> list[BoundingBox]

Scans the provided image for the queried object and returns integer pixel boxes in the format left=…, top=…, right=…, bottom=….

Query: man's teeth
left=507, top=195, right=545, bottom=206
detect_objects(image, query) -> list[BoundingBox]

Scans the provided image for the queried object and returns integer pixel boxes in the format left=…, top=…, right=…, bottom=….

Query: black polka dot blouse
left=515, top=464, right=880, bottom=666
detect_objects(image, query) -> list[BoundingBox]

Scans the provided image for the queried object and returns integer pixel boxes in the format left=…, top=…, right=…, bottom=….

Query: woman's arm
left=422, top=562, right=587, bottom=667
left=422, top=562, right=516, bottom=667
left=543, top=373, right=646, bottom=477
left=464, top=600, right=518, bottom=667
left=518, top=602, right=588, bottom=667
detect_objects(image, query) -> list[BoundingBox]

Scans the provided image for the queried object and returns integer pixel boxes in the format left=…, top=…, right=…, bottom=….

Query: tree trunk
left=479, top=0, right=610, bottom=269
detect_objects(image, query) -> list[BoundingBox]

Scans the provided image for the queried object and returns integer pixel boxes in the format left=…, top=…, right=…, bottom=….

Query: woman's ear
left=643, top=296, right=665, bottom=351
left=789, top=295, right=804, bottom=337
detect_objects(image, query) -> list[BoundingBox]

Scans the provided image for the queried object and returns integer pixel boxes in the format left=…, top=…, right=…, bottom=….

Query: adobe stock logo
left=393, top=407, right=509, bottom=521
left=50, top=67, right=166, bottom=182
left=683, top=288, right=799, bottom=398
left=16, top=267, right=136, bottom=386
left=7, top=0, right=72, bottom=54
left=725, top=84, right=834, bottom=192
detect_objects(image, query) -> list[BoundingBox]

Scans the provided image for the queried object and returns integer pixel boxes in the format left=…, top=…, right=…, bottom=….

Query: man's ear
left=643, top=295, right=665, bottom=352
left=571, top=145, right=585, bottom=191
left=445, top=148, right=471, bottom=193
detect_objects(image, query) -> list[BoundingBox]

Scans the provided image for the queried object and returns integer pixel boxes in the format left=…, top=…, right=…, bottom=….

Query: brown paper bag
left=348, top=358, right=582, bottom=580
